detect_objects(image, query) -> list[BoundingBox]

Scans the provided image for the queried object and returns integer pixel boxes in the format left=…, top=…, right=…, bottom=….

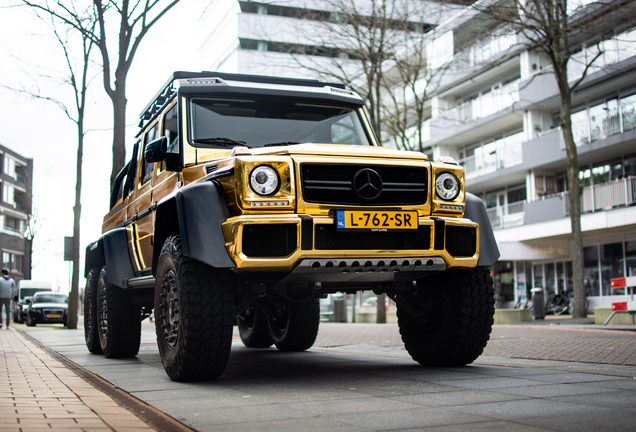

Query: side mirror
left=145, top=137, right=180, bottom=171
left=25, top=299, right=32, bottom=305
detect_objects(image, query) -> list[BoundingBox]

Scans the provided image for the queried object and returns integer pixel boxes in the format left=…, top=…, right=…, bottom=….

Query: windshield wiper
left=193, top=137, right=248, bottom=147
left=263, top=141, right=303, bottom=147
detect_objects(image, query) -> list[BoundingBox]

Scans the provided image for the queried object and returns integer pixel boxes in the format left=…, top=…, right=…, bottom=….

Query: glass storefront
left=501, top=238, right=635, bottom=310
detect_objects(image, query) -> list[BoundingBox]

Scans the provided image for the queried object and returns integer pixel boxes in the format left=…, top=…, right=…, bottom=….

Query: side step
left=123, top=275, right=156, bottom=289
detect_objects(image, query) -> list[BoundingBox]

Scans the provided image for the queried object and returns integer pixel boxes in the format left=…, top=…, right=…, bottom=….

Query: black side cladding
left=463, top=192, right=500, bottom=266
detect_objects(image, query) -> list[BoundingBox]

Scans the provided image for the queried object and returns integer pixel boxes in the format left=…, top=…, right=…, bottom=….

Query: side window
left=164, top=104, right=179, bottom=154
left=142, top=123, right=159, bottom=184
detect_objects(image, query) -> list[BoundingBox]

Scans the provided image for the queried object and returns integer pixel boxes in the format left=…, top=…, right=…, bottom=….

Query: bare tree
left=469, top=0, right=627, bottom=317
left=20, top=0, right=180, bottom=189
left=380, top=22, right=452, bottom=153
left=9, top=1, right=97, bottom=328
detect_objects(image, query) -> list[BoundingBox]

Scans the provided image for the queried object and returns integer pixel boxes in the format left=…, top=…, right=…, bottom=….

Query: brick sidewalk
left=0, top=327, right=155, bottom=432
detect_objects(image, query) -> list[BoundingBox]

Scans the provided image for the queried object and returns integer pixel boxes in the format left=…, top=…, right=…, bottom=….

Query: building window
left=2, top=252, right=22, bottom=273
left=584, top=245, right=600, bottom=297
left=3, top=184, right=15, bottom=207
left=3, top=156, right=16, bottom=179
left=3, top=216, right=23, bottom=233
left=601, top=243, right=625, bottom=296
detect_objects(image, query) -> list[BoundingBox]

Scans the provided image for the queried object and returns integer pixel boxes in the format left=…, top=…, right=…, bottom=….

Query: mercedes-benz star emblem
left=352, top=168, right=383, bottom=201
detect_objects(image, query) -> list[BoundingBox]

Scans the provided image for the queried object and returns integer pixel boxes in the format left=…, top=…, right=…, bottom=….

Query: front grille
left=315, top=224, right=431, bottom=250
left=242, top=224, right=297, bottom=257
left=446, top=226, right=477, bottom=257
left=301, top=163, right=427, bottom=205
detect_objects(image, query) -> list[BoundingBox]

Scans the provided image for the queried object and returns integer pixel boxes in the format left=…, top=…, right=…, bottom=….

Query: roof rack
left=136, top=71, right=347, bottom=134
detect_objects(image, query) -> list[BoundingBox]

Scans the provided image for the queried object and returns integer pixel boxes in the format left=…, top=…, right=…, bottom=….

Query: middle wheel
left=267, top=297, right=320, bottom=352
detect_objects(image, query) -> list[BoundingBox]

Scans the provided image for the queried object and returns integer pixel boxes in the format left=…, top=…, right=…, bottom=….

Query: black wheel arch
left=464, top=192, right=500, bottom=267
left=84, top=228, right=136, bottom=288
left=152, top=180, right=235, bottom=275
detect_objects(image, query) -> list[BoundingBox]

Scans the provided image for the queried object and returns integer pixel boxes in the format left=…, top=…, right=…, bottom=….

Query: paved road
left=21, top=320, right=636, bottom=432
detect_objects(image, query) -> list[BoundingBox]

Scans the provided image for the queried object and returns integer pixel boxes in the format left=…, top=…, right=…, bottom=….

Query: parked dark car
left=14, top=296, right=34, bottom=324
left=25, top=293, right=68, bottom=327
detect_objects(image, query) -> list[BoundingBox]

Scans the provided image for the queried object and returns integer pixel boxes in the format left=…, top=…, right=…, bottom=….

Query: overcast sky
left=0, top=1, right=199, bottom=293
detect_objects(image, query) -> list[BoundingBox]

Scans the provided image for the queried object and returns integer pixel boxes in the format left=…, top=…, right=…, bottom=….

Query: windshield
left=33, top=294, right=68, bottom=304
left=189, top=96, right=372, bottom=148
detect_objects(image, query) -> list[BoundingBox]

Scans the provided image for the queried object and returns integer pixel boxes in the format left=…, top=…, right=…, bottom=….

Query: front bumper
left=222, top=215, right=479, bottom=277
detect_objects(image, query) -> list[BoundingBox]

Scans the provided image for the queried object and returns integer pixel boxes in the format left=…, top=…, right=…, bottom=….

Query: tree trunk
left=68, top=119, right=84, bottom=329
left=559, top=92, right=586, bottom=318
left=110, top=83, right=127, bottom=190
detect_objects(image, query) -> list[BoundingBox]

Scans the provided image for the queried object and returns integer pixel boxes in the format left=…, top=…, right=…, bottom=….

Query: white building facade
left=400, top=0, right=636, bottom=310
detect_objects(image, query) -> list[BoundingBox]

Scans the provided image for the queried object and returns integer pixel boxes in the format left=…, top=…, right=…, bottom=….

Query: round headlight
left=250, top=165, right=280, bottom=197
left=435, top=172, right=460, bottom=201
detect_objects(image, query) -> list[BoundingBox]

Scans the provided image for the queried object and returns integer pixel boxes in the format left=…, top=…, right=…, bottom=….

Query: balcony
left=459, top=131, right=524, bottom=179
left=571, top=97, right=636, bottom=146
left=452, top=80, right=520, bottom=124
left=487, top=201, right=525, bottom=230
left=581, top=176, right=636, bottom=213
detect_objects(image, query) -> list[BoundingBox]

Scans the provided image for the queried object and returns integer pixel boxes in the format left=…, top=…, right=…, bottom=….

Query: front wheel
left=267, top=297, right=320, bottom=352
left=238, top=304, right=273, bottom=348
left=97, top=267, right=142, bottom=358
left=155, top=235, right=234, bottom=382
left=25, top=313, right=36, bottom=327
left=397, top=266, right=495, bottom=366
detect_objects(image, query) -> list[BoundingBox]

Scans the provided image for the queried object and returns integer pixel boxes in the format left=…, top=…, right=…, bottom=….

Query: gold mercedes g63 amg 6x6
left=84, top=72, right=499, bottom=382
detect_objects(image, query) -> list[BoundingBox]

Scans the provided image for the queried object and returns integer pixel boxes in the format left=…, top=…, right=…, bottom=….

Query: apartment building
left=0, top=143, right=33, bottom=283
left=195, top=0, right=456, bottom=79
left=398, top=1, right=636, bottom=310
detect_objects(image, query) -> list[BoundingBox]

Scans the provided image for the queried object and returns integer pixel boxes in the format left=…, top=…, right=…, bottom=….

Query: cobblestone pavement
left=314, top=323, right=636, bottom=366
left=28, top=322, right=636, bottom=432
left=0, top=327, right=157, bottom=432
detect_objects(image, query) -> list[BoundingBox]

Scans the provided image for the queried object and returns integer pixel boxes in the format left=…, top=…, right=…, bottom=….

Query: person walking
left=0, top=269, right=16, bottom=329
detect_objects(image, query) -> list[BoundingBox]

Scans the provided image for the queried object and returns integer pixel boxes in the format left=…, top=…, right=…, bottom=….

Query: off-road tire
left=238, top=304, right=274, bottom=348
left=84, top=268, right=102, bottom=354
left=97, top=267, right=142, bottom=358
left=155, top=235, right=234, bottom=382
left=267, top=297, right=320, bottom=352
left=398, top=266, right=495, bottom=366
left=25, top=313, right=36, bottom=327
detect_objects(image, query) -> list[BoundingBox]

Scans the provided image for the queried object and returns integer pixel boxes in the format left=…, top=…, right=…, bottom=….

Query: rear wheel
left=155, top=235, right=234, bottom=382
left=97, top=267, right=142, bottom=358
left=397, top=266, right=495, bottom=366
left=84, top=268, right=102, bottom=354
left=267, top=297, right=320, bottom=352
left=238, top=304, right=273, bottom=348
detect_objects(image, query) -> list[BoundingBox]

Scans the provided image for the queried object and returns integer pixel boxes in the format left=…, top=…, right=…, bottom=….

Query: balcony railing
left=486, top=201, right=525, bottom=230
left=458, top=132, right=524, bottom=179
left=571, top=100, right=636, bottom=146
left=453, top=80, right=520, bottom=124
left=558, top=176, right=636, bottom=214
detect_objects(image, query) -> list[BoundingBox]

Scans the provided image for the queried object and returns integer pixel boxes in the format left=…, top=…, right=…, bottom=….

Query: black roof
left=138, top=71, right=348, bottom=131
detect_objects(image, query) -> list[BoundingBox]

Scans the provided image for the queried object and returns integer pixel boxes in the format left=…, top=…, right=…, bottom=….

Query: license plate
left=336, top=210, right=418, bottom=231
left=46, top=314, right=61, bottom=319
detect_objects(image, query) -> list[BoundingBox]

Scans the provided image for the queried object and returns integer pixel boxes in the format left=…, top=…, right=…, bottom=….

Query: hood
left=237, top=143, right=429, bottom=161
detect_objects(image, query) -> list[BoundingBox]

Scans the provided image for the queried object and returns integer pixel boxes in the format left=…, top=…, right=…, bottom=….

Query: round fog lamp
left=435, top=172, right=460, bottom=201
left=250, top=165, right=279, bottom=196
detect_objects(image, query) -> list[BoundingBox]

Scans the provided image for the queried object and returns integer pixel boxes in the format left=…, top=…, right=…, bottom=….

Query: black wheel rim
left=159, top=269, right=180, bottom=350
left=98, top=284, right=108, bottom=347
left=239, top=307, right=256, bottom=330
left=269, top=301, right=289, bottom=339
